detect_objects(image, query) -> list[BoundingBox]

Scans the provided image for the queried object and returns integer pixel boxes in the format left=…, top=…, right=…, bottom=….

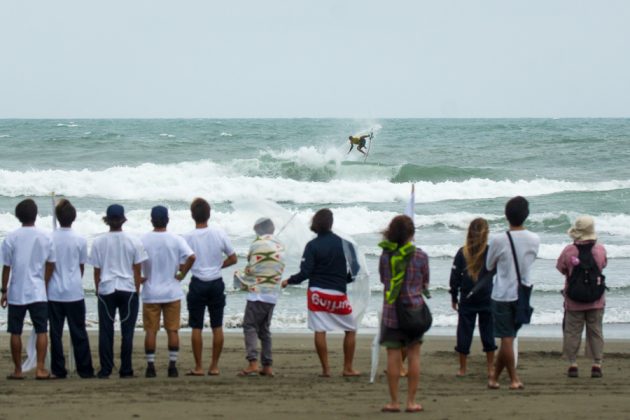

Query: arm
left=222, top=253, right=237, bottom=269
left=421, top=253, right=430, bottom=297
left=449, top=251, right=463, bottom=309
left=177, top=254, right=196, bottom=280
left=80, top=264, right=84, bottom=278
left=44, top=262, right=55, bottom=287
left=93, top=267, right=101, bottom=295
left=287, top=242, right=315, bottom=285
left=485, top=238, right=499, bottom=272
left=347, top=143, right=354, bottom=153
left=133, top=263, right=142, bottom=293
left=1, top=266, right=10, bottom=308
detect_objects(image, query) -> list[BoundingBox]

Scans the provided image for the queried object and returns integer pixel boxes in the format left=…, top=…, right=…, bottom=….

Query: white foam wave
left=0, top=134, right=10, bottom=138
left=56, top=122, right=79, bottom=127
left=220, top=132, right=232, bottom=137
left=159, top=133, right=176, bottom=138
left=2, top=160, right=629, bottom=204
left=263, top=146, right=345, bottom=168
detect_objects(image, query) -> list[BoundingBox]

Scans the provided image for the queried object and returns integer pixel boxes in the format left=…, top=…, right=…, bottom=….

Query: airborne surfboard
left=363, top=132, right=373, bottom=162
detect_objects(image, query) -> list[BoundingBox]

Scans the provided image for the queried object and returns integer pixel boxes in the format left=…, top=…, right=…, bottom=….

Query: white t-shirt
left=183, top=226, right=235, bottom=282
left=89, top=231, right=148, bottom=296
left=486, top=229, right=540, bottom=302
left=1, top=226, right=56, bottom=305
left=141, top=231, right=194, bottom=303
left=48, top=228, right=88, bottom=302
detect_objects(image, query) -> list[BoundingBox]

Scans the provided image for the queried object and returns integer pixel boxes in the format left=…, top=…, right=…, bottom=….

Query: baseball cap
left=106, top=204, right=125, bottom=220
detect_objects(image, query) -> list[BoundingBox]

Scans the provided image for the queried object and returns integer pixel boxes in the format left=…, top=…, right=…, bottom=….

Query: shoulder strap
left=506, top=231, right=523, bottom=286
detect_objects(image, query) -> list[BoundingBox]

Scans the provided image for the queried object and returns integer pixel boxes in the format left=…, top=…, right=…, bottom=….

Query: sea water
left=0, top=119, right=629, bottom=337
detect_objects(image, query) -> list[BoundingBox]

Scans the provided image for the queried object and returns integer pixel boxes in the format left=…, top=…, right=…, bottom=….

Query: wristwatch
left=0, top=288, right=7, bottom=294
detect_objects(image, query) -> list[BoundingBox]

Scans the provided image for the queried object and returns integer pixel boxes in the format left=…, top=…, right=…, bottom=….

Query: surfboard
left=363, top=132, right=373, bottom=162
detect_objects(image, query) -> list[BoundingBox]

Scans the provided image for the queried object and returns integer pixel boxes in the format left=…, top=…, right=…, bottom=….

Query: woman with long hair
left=449, top=217, right=497, bottom=377
left=379, top=215, right=428, bottom=413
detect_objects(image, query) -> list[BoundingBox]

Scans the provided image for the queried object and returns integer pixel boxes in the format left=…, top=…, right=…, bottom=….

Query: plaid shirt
left=380, top=248, right=430, bottom=329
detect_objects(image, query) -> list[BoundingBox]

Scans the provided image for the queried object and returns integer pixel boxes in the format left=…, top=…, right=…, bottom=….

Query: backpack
left=566, top=243, right=606, bottom=303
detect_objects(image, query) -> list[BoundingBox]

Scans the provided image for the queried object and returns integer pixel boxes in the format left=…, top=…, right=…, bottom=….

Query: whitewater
left=0, top=118, right=629, bottom=335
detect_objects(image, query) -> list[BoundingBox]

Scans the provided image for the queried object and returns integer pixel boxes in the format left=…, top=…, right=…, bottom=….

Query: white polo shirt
left=141, top=231, right=194, bottom=303
left=89, top=231, right=148, bottom=296
left=1, top=226, right=56, bottom=305
left=48, top=228, right=88, bottom=302
left=486, top=229, right=540, bottom=302
left=183, top=226, right=234, bottom=281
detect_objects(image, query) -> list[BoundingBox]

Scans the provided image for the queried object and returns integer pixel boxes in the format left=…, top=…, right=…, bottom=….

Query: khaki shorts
left=143, top=301, right=181, bottom=332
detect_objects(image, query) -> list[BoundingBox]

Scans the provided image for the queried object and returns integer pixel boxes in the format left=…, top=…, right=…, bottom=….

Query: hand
left=175, top=271, right=184, bottom=281
left=1, top=293, right=7, bottom=308
left=281, top=280, right=289, bottom=289
left=451, top=302, right=458, bottom=311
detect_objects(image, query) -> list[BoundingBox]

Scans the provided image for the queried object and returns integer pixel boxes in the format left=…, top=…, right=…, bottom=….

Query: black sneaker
left=97, top=371, right=110, bottom=379
left=120, top=371, right=135, bottom=379
left=168, top=365, right=179, bottom=378
left=145, top=364, right=157, bottom=378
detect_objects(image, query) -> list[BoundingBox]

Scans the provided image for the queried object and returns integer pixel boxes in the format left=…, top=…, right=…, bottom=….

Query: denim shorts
left=7, top=302, right=48, bottom=335
left=187, top=277, right=225, bottom=329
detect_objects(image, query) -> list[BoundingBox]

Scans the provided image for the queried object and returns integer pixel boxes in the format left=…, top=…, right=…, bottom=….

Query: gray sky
left=1, top=0, right=629, bottom=118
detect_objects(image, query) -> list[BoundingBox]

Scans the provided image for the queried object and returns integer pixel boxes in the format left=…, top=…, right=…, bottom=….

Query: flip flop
left=487, top=382, right=500, bottom=390
left=207, top=371, right=220, bottom=376
left=6, top=374, right=25, bottom=380
left=237, top=370, right=258, bottom=377
left=381, top=406, right=401, bottom=413
left=185, top=370, right=205, bottom=377
left=405, top=405, right=424, bottom=413
left=35, top=374, right=55, bottom=380
left=259, top=371, right=275, bottom=377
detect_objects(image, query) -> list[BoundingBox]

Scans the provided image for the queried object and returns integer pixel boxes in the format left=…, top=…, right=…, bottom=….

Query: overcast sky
left=1, top=1, right=629, bottom=118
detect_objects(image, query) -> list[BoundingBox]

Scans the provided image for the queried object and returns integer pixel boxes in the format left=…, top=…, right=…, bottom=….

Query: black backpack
left=566, top=243, right=606, bottom=303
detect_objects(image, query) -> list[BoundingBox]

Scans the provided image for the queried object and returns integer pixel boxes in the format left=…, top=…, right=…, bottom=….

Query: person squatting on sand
left=234, top=217, right=285, bottom=377
left=449, top=218, right=497, bottom=378
left=486, top=196, right=539, bottom=390
left=557, top=215, right=607, bottom=378
left=183, top=198, right=237, bottom=376
left=282, top=208, right=360, bottom=377
left=140, top=206, right=196, bottom=378
left=1, top=199, right=56, bottom=380
left=378, top=215, right=429, bottom=413
left=48, top=199, right=95, bottom=378
left=90, top=204, right=147, bottom=379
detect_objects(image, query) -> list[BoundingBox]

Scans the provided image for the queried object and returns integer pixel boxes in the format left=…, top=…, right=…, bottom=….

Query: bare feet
left=456, top=369, right=466, bottom=377
left=487, top=380, right=500, bottom=389
left=509, top=382, right=524, bottom=390
left=381, top=403, right=401, bottom=413
left=342, top=369, right=361, bottom=377
left=259, top=367, right=274, bottom=377
left=319, top=370, right=331, bottom=378
left=405, top=403, right=423, bottom=413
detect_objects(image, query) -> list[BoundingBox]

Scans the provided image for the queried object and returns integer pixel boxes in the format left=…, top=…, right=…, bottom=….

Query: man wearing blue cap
left=141, top=206, right=196, bottom=378
left=89, top=204, right=148, bottom=379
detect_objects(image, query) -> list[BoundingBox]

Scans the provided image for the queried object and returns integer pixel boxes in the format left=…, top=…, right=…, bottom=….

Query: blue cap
left=151, top=205, right=169, bottom=222
left=106, top=204, right=125, bottom=220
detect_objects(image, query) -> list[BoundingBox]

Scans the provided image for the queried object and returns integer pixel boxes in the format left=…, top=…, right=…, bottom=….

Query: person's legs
left=163, top=300, right=181, bottom=378
left=343, top=330, right=359, bottom=376
left=489, top=301, right=520, bottom=388
left=259, top=302, right=275, bottom=375
left=143, top=303, right=160, bottom=377
left=191, top=328, right=204, bottom=374
left=187, top=277, right=207, bottom=375
left=314, top=331, right=330, bottom=377
left=48, top=301, right=68, bottom=378
left=7, top=304, right=27, bottom=377
left=242, top=301, right=260, bottom=373
left=384, top=346, right=403, bottom=411
left=494, top=337, right=521, bottom=388
left=455, top=305, right=476, bottom=376
left=405, top=342, right=423, bottom=412
left=207, top=279, right=226, bottom=375
left=584, top=309, right=604, bottom=372
left=66, top=300, right=94, bottom=378
left=29, top=302, right=50, bottom=378
left=563, top=310, right=585, bottom=369
left=97, top=293, right=116, bottom=377
left=478, top=307, right=497, bottom=378
left=118, top=291, right=139, bottom=377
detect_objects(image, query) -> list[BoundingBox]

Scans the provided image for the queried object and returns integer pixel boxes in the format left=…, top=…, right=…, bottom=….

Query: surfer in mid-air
left=347, top=133, right=372, bottom=156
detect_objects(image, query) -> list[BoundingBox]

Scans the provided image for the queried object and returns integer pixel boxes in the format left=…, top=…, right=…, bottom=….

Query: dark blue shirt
left=449, top=247, right=494, bottom=306
left=287, top=231, right=351, bottom=293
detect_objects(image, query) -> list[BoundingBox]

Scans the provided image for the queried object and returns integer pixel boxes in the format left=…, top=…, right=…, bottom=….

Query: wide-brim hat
left=568, top=215, right=597, bottom=241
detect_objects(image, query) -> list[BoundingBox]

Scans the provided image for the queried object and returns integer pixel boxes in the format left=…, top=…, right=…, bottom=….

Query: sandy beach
left=0, top=331, right=628, bottom=419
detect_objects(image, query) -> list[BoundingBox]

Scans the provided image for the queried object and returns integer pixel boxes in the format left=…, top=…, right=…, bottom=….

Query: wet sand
left=0, top=331, right=628, bottom=419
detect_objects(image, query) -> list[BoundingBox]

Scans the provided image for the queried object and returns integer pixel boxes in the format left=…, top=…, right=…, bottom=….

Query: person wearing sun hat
left=556, top=215, right=608, bottom=379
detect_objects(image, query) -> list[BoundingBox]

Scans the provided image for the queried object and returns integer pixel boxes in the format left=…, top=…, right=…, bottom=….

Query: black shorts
left=358, top=138, right=366, bottom=148
left=7, top=302, right=48, bottom=335
left=187, top=277, right=226, bottom=329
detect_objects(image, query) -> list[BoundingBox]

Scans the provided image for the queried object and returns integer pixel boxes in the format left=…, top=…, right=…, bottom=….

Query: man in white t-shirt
left=1, top=199, right=56, bottom=380
left=486, top=196, right=540, bottom=390
left=89, top=204, right=147, bottom=379
left=183, top=198, right=237, bottom=376
left=48, top=199, right=95, bottom=378
left=141, top=206, right=196, bottom=378
left=233, top=217, right=285, bottom=377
